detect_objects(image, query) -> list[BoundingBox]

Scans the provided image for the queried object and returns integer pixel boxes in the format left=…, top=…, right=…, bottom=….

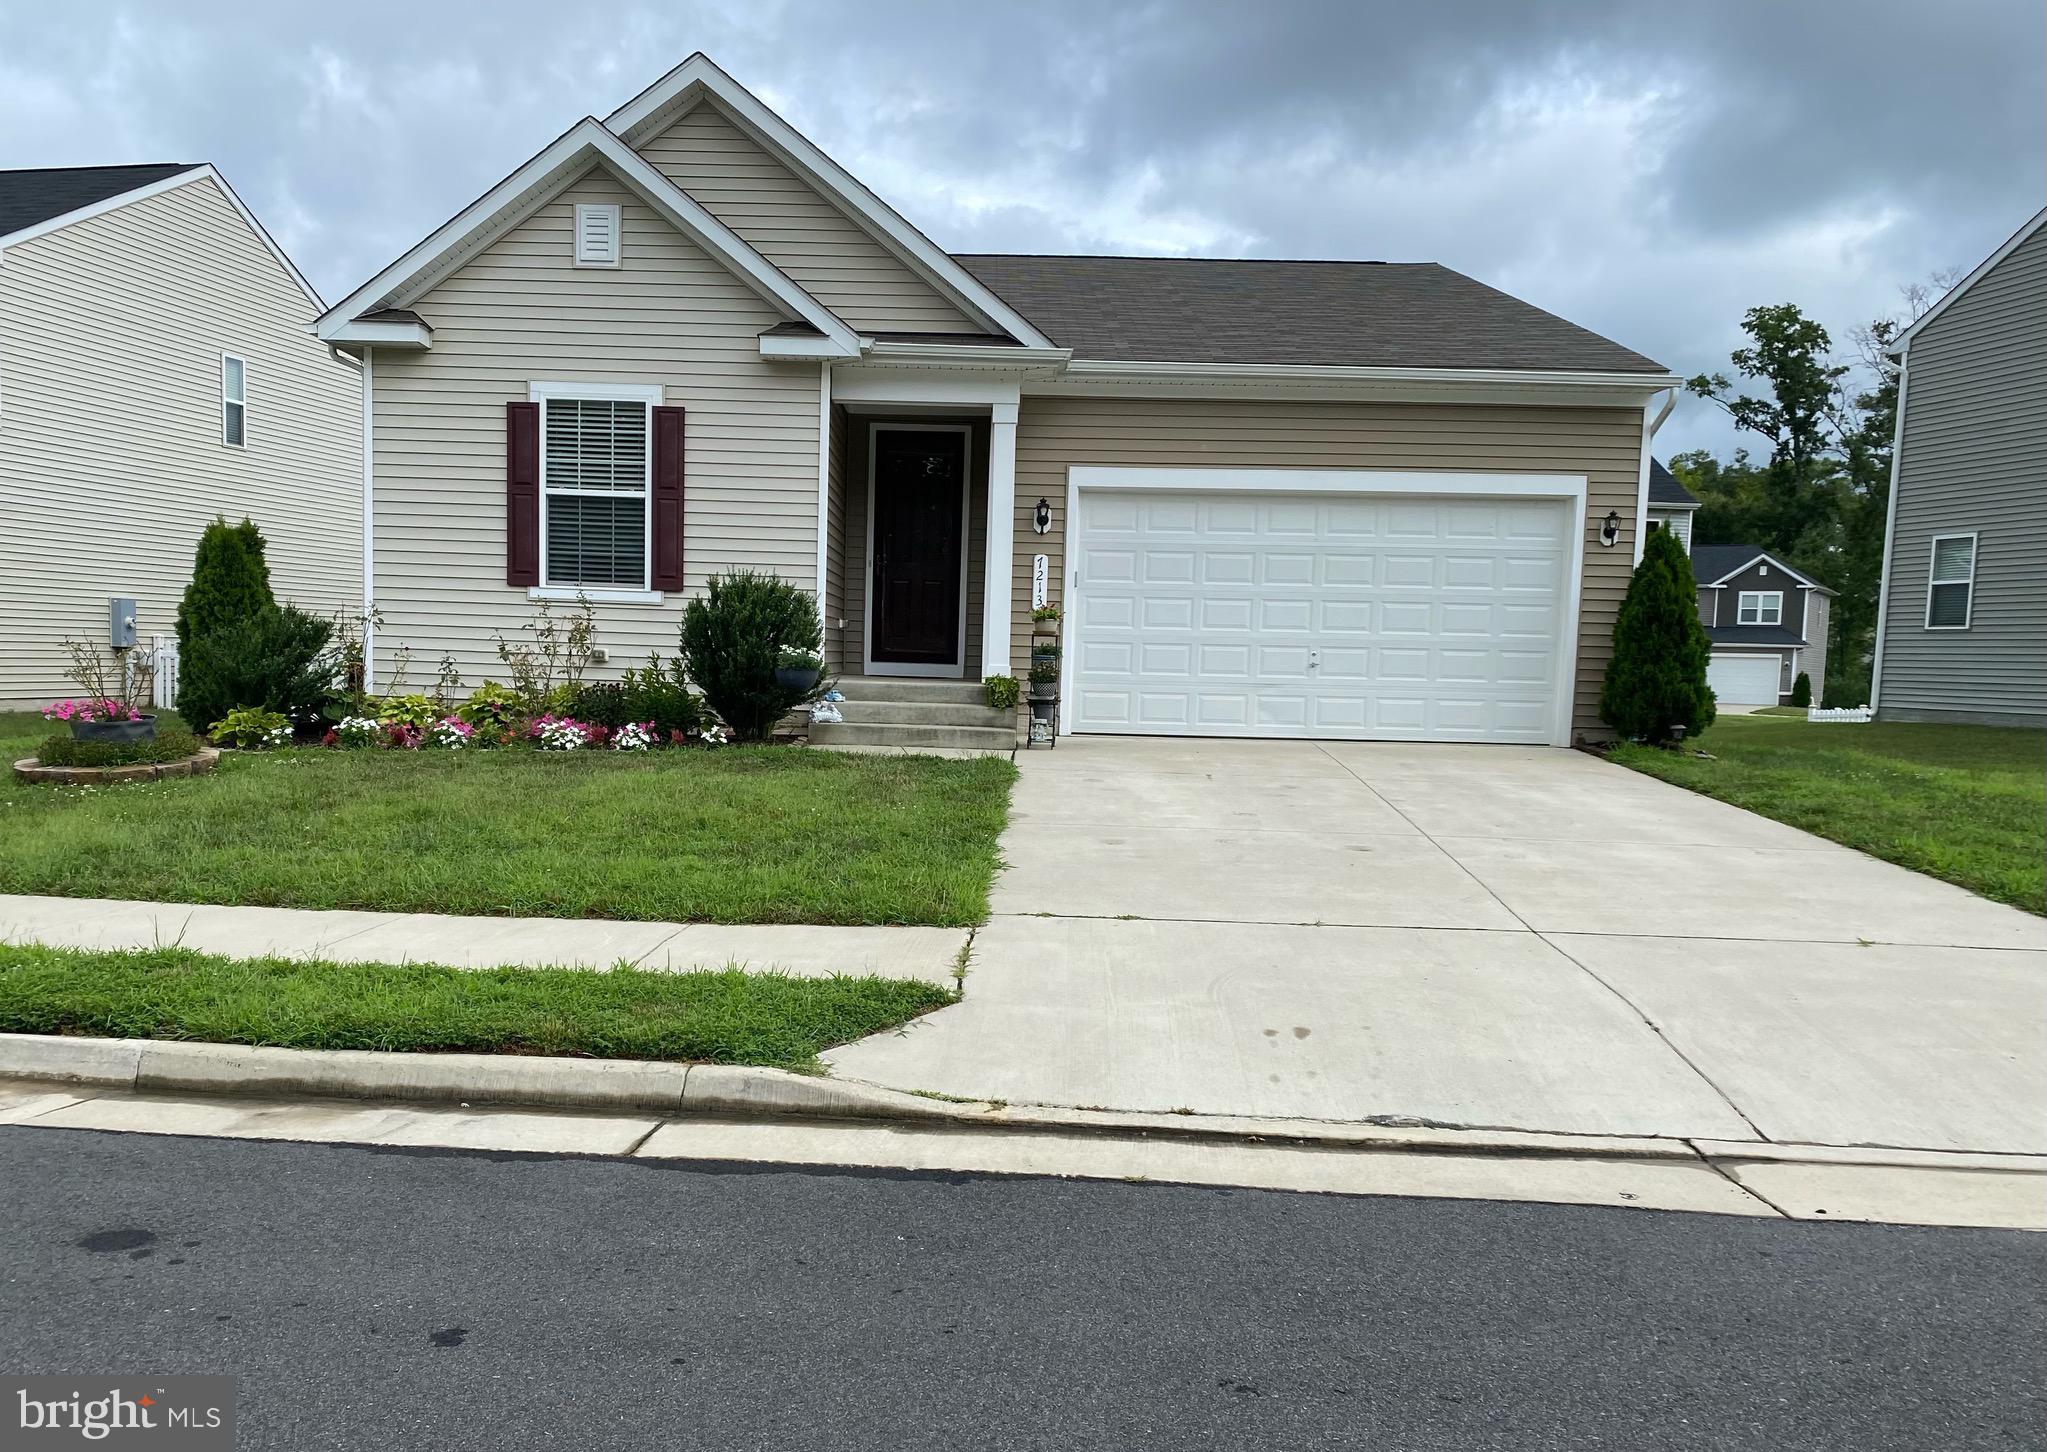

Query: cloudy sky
left=3, top=0, right=2040, bottom=455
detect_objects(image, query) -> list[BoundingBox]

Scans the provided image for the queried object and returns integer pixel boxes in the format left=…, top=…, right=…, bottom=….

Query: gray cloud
left=2, top=0, right=2038, bottom=456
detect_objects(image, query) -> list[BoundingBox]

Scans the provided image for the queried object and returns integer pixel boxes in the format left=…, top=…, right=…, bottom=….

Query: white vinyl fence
left=1806, top=704, right=1872, bottom=723
left=151, top=635, right=180, bottom=709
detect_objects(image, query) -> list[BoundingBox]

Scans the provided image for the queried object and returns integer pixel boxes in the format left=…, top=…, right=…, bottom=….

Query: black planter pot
left=1028, top=680, right=1058, bottom=701
left=775, top=667, right=822, bottom=693
left=71, top=715, right=156, bottom=745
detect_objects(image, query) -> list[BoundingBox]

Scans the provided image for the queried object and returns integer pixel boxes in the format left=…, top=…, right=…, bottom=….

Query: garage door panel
left=1071, top=488, right=1569, bottom=744
left=1706, top=653, right=1780, bottom=706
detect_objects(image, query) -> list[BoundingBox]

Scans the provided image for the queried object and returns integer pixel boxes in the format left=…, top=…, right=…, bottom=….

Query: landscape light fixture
left=1599, top=510, right=1622, bottom=547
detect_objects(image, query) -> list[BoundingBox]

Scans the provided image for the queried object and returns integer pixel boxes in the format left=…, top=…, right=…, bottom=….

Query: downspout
left=1867, top=344, right=1909, bottom=713
left=360, top=346, right=376, bottom=694
left=815, top=360, right=831, bottom=611
left=1632, top=386, right=1678, bottom=565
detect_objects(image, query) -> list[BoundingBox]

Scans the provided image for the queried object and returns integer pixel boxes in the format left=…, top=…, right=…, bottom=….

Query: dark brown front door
left=871, top=426, right=966, bottom=667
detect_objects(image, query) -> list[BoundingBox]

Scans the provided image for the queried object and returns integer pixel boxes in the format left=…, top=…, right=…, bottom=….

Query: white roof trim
left=1059, top=359, right=1685, bottom=389
left=316, top=118, right=859, bottom=354
left=1648, top=499, right=1702, bottom=512
left=0, top=164, right=325, bottom=309
left=605, top=54, right=1055, bottom=349
left=862, top=339, right=1072, bottom=368
left=326, top=318, right=432, bottom=348
left=1888, top=205, right=2047, bottom=356
left=1702, top=551, right=1834, bottom=594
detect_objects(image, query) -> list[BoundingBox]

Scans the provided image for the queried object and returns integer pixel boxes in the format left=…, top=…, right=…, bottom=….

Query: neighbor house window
left=1926, top=533, right=1977, bottom=629
left=541, top=394, right=650, bottom=588
left=221, top=355, right=247, bottom=446
left=1736, top=591, right=1782, bottom=626
left=574, top=203, right=622, bottom=267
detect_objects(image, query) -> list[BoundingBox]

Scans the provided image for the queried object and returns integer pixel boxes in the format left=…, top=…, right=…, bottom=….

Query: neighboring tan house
left=1690, top=545, right=1832, bottom=709
left=0, top=163, right=361, bottom=708
left=1872, top=206, right=2047, bottom=728
left=316, top=54, right=1684, bottom=749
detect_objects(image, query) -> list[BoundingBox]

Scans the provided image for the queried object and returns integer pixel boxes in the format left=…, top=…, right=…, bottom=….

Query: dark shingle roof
left=0, top=163, right=200, bottom=238
left=952, top=254, right=1666, bottom=373
left=1706, top=624, right=1807, bottom=648
left=1691, top=545, right=1778, bottom=584
left=1649, top=458, right=1698, bottom=507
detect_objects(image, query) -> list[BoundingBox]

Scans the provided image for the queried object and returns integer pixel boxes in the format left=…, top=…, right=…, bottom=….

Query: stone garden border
left=13, top=749, right=220, bottom=786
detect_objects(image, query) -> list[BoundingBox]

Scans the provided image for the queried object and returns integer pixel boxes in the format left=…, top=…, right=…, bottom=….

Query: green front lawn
left=1611, top=717, right=2045, bottom=913
left=0, top=713, right=1014, bottom=926
left=0, top=943, right=954, bottom=1071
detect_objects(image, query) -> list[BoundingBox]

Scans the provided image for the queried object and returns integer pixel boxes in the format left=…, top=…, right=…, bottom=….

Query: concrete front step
left=834, top=676, right=990, bottom=706
left=840, top=699, right=1015, bottom=729
left=810, top=721, right=1017, bottom=751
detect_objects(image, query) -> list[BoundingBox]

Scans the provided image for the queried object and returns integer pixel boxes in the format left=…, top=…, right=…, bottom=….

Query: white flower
left=610, top=722, right=657, bottom=751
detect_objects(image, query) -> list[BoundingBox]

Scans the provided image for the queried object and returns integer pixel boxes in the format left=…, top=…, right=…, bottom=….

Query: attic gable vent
left=574, top=203, right=622, bottom=267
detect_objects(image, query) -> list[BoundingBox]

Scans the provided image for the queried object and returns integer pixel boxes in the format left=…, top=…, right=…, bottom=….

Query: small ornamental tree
left=1600, top=527, right=1716, bottom=745
left=1790, top=671, right=1812, bottom=708
left=175, top=517, right=274, bottom=655
left=679, top=570, right=826, bottom=742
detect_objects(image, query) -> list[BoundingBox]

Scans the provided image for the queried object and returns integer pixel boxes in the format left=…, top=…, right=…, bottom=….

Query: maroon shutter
left=505, top=401, right=540, bottom=586
left=651, top=405, right=686, bottom=591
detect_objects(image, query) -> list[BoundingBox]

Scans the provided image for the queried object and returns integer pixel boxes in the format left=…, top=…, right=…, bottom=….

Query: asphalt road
left=2, top=1126, right=2041, bottom=1451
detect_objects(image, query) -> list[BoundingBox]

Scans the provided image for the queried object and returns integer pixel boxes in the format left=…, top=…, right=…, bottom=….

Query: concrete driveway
left=827, top=737, right=2047, bottom=1154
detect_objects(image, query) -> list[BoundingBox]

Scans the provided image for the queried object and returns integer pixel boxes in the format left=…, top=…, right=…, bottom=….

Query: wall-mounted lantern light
left=1599, top=510, right=1622, bottom=547
left=1034, top=498, right=1052, bottom=535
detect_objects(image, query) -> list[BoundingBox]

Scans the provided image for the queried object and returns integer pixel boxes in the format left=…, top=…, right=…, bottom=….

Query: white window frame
left=1736, top=590, right=1783, bottom=626
left=573, top=203, right=622, bottom=268
left=1924, top=531, right=1978, bottom=631
left=221, top=353, right=247, bottom=447
left=528, top=380, right=663, bottom=604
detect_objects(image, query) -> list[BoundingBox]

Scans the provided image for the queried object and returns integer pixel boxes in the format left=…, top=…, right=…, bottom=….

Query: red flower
left=321, top=729, right=339, bottom=748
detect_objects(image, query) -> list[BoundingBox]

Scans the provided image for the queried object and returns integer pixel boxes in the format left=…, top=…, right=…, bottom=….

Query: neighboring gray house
left=1690, top=544, right=1832, bottom=708
left=1872, top=207, right=2047, bottom=728
left=0, top=163, right=361, bottom=708
left=1644, top=457, right=1699, bottom=551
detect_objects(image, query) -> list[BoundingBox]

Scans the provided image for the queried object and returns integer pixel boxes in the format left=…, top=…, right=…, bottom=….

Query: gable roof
left=604, top=54, right=1054, bottom=348
left=316, top=117, right=859, bottom=354
left=1888, top=205, right=2047, bottom=356
left=1691, top=545, right=1833, bottom=594
left=951, top=255, right=1667, bottom=373
left=1706, top=624, right=1807, bottom=648
left=1648, top=458, right=1699, bottom=508
left=0, top=163, right=199, bottom=238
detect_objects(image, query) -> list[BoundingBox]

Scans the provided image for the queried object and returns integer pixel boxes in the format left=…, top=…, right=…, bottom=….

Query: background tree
left=1601, top=528, right=1715, bottom=745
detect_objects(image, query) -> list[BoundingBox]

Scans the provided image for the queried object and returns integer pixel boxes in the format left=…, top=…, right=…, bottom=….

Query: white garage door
left=1068, top=489, right=1573, bottom=743
left=1706, top=653, right=1781, bottom=706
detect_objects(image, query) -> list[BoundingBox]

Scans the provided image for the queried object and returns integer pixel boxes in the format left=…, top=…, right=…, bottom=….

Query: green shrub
left=1600, top=528, right=1715, bottom=745
left=375, top=693, right=442, bottom=730
left=174, top=517, right=273, bottom=657
left=209, top=708, right=292, bottom=749
left=1790, top=671, right=1812, bottom=708
left=559, top=657, right=704, bottom=737
left=177, top=605, right=336, bottom=734
left=457, top=681, right=523, bottom=730
left=34, top=729, right=203, bottom=768
left=679, top=571, right=825, bottom=743
left=985, top=674, right=1020, bottom=712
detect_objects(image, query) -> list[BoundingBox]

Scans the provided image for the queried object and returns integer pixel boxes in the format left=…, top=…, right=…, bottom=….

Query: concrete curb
left=5, top=1034, right=2042, bottom=1175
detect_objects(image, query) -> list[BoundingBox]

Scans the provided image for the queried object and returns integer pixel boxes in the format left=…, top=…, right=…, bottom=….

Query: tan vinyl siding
left=1006, top=396, right=1646, bottom=740
left=1878, top=222, right=2047, bottom=725
left=839, top=415, right=988, bottom=675
left=636, top=103, right=980, bottom=336
left=371, top=170, right=819, bottom=685
left=0, top=176, right=359, bottom=707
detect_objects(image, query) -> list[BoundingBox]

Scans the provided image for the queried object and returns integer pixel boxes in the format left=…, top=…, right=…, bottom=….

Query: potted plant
left=46, top=639, right=157, bottom=744
left=1028, top=658, right=1060, bottom=700
left=775, top=647, right=823, bottom=693
left=1031, top=604, right=1061, bottom=633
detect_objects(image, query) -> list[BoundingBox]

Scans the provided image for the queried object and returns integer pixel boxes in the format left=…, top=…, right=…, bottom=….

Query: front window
left=542, top=395, right=649, bottom=588
left=1736, top=591, right=1782, bottom=626
left=1926, top=533, right=1976, bottom=629
left=222, top=355, right=246, bottom=446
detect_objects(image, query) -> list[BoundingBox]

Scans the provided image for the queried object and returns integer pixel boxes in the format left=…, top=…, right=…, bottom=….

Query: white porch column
left=982, top=402, right=1019, bottom=679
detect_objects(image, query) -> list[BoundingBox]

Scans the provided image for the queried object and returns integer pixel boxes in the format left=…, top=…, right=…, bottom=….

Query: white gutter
left=1057, top=359, right=1686, bottom=389
left=1869, top=342, right=1910, bottom=712
left=859, top=341, right=1072, bottom=368
left=360, top=346, right=376, bottom=694
left=1633, top=386, right=1679, bottom=564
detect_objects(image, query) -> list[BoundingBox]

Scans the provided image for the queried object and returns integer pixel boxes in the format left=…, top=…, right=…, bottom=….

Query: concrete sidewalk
left=0, top=893, right=966, bottom=982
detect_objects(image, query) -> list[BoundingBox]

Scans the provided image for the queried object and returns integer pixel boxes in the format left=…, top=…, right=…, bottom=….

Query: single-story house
left=1872, top=206, right=2046, bottom=728
left=1689, top=545, right=1833, bottom=708
left=0, top=163, right=361, bottom=708
left=316, top=53, right=1684, bottom=748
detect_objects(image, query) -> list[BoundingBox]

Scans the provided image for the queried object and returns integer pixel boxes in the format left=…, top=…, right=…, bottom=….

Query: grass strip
left=0, top=943, right=956, bottom=1071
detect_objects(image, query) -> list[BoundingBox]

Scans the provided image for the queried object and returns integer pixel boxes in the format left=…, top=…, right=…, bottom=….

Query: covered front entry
left=1062, top=470, right=1585, bottom=745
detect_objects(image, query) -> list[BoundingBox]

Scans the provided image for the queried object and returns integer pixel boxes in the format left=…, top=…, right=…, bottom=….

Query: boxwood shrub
left=35, top=729, right=204, bottom=768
